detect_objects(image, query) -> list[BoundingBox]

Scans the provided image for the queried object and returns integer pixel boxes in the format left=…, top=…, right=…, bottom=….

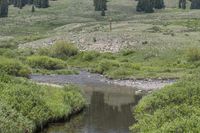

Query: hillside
left=1, top=0, right=200, bottom=52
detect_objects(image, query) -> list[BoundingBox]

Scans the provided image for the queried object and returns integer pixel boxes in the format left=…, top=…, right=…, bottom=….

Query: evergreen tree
left=34, top=0, right=49, bottom=8
left=12, top=0, right=28, bottom=9
left=0, top=0, right=8, bottom=17
left=191, top=0, right=200, bottom=9
left=136, top=0, right=155, bottom=13
left=179, top=0, right=186, bottom=9
left=94, top=0, right=107, bottom=16
left=136, top=0, right=145, bottom=12
left=154, top=0, right=165, bottom=9
left=94, top=0, right=107, bottom=11
left=31, top=4, right=34, bottom=12
left=136, top=0, right=165, bottom=13
left=101, top=9, right=105, bottom=16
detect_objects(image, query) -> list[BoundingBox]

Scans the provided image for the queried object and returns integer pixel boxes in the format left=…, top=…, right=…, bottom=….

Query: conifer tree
left=31, top=4, right=35, bottom=12
left=12, top=0, right=28, bottom=9
left=179, top=0, right=186, bottom=9
left=136, top=0, right=154, bottom=13
left=101, top=9, right=105, bottom=16
left=0, top=0, right=8, bottom=17
left=191, top=0, right=200, bottom=9
left=154, top=0, right=165, bottom=9
left=34, top=0, right=49, bottom=8
left=136, top=0, right=165, bottom=13
left=94, top=0, right=107, bottom=11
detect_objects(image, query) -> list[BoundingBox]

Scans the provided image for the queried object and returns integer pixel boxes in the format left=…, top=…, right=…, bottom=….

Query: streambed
left=30, top=71, right=173, bottom=133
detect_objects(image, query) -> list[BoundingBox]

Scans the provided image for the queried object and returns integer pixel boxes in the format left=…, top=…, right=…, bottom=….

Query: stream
left=30, top=71, right=148, bottom=133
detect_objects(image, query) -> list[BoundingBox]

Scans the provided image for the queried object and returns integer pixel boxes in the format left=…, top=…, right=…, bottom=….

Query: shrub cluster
left=131, top=73, right=200, bottom=132
left=38, top=41, right=79, bottom=59
left=27, top=56, right=66, bottom=70
left=0, top=75, right=85, bottom=133
left=0, top=56, right=31, bottom=77
left=187, top=48, right=200, bottom=62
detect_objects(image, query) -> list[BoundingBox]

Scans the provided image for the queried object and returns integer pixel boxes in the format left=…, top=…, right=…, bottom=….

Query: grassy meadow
left=1, top=0, right=200, bottom=132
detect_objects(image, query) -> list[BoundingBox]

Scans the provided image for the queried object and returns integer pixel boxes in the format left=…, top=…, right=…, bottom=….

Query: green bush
left=0, top=42, right=17, bottom=49
left=107, top=67, right=133, bottom=79
left=131, top=74, right=200, bottom=132
left=80, top=51, right=100, bottom=61
left=187, top=48, right=200, bottom=62
left=0, top=56, right=31, bottom=77
left=101, top=52, right=116, bottom=59
left=94, top=59, right=120, bottom=74
left=0, top=48, right=12, bottom=56
left=121, top=50, right=136, bottom=56
left=50, top=41, right=79, bottom=59
left=0, top=100, right=34, bottom=133
left=0, top=75, right=86, bottom=133
left=27, top=56, right=66, bottom=70
left=37, top=47, right=51, bottom=56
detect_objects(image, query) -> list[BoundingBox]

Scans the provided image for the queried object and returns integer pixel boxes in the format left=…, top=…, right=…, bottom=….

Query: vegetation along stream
left=31, top=71, right=145, bottom=133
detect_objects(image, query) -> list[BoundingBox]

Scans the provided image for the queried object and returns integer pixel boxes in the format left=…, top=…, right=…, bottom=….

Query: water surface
left=31, top=73, right=142, bottom=133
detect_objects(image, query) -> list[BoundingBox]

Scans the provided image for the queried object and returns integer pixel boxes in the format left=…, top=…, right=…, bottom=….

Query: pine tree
left=94, top=0, right=107, bottom=11
left=191, top=0, right=200, bottom=9
left=154, top=0, right=165, bottom=9
left=34, top=0, right=49, bottom=8
left=0, top=0, right=8, bottom=17
left=136, top=0, right=165, bottom=13
left=136, top=0, right=154, bottom=13
left=101, top=9, right=105, bottom=16
left=31, top=4, right=35, bottom=12
left=136, top=0, right=145, bottom=12
left=179, top=0, right=186, bottom=9
left=12, top=0, right=28, bottom=9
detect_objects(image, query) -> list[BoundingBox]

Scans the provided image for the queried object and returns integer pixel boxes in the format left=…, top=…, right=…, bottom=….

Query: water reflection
left=43, top=83, right=142, bottom=133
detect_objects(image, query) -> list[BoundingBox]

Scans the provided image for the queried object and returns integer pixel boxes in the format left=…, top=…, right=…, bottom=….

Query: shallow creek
left=30, top=71, right=152, bottom=133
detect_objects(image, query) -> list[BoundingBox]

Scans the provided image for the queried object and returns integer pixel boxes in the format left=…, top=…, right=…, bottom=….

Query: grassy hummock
left=0, top=74, right=86, bottom=133
left=0, top=56, right=31, bottom=77
left=131, top=73, right=200, bottom=132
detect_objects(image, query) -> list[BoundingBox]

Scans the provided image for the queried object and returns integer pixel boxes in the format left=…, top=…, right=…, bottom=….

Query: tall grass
left=0, top=74, right=85, bottom=132
left=131, top=73, right=200, bottom=132
left=187, top=48, right=200, bottom=62
left=27, top=55, right=66, bottom=70
left=0, top=56, right=31, bottom=77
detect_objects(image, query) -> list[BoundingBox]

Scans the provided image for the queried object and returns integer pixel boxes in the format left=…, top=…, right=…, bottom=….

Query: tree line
left=93, top=0, right=200, bottom=15
left=1, top=0, right=200, bottom=18
left=0, top=0, right=49, bottom=17
left=136, top=0, right=200, bottom=12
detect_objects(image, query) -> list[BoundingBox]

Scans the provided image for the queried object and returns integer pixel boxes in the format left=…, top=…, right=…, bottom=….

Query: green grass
left=131, top=72, right=200, bottom=132
left=0, top=74, right=86, bottom=133
left=63, top=47, right=196, bottom=79
left=27, top=55, right=67, bottom=70
left=32, top=68, right=79, bottom=75
left=37, top=41, right=79, bottom=59
left=0, top=56, right=31, bottom=77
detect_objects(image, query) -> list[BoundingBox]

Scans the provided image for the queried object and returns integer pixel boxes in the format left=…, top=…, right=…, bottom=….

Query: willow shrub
left=38, top=41, right=79, bottom=59
left=27, top=55, right=66, bottom=70
left=51, top=41, right=79, bottom=59
left=187, top=48, right=200, bottom=62
left=0, top=100, right=34, bottom=133
left=0, top=75, right=86, bottom=133
left=0, top=56, right=31, bottom=77
left=131, top=74, right=200, bottom=132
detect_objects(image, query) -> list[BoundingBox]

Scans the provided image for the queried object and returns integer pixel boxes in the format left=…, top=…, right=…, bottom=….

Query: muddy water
left=31, top=72, right=143, bottom=133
